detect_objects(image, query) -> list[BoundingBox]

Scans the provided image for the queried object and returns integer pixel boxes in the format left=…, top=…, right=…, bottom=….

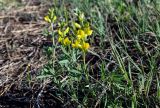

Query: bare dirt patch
left=0, top=1, right=54, bottom=107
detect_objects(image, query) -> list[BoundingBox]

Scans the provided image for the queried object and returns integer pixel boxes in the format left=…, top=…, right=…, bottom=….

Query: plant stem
left=83, top=52, right=89, bottom=81
left=51, top=23, right=56, bottom=67
left=83, top=52, right=86, bottom=69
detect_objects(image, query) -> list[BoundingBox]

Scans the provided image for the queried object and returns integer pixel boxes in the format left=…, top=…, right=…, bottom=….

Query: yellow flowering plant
left=44, top=8, right=93, bottom=81
left=43, top=8, right=58, bottom=68
left=59, top=11, right=92, bottom=80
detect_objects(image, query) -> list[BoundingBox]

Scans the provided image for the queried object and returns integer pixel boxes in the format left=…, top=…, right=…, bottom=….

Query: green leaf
left=43, top=68, right=49, bottom=73
left=59, top=59, right=69, bottom=65
left=49, top=68, right=55, bottom=75
left=71, top=50, right=77, bottom=62
left=69, top=69, right=81, bottom=75
left=61, top=46, right=70, bottom=56
left=37, top=75, right=52, bottom=79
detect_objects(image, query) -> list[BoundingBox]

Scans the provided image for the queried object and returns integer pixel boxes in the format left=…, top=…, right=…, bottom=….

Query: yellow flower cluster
left=72, top=41, right=90, bottom=52
left=44, top=9, right=93, bottom=52
left=44, top=15, right=57, bottom=23
left=57, top=23, right=92, bottom=52
left=72, top=22, right=93, bottom=52
left=44, top=8, right=57, bottom=23
left=58, top=27, right=71, bottom=46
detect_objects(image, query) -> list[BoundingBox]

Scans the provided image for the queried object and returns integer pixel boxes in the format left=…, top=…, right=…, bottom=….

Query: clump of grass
left=39, top=0, right=160, bottom=107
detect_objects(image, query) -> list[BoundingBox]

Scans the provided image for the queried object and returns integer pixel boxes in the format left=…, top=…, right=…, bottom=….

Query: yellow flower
left=58, top=29, right=63, bottom=36
left=44, top=16, right=51, bottom=23
left=63, top=37, right=71, bottom=46
left=72, top=40, right=82, bottom=48
left=58, top=37, right=63, bottom=43
left=84, top=27, right=93, bottom=36
left=44, top=15, right=57, bottom=23
left=77, top=29, right=86, bottom=39
left=74, top=22, right=81, bottom=29
left=81, top=42, right=90, bottom=52
left=58, top=27, right=70, bottom=37
left=52, top=16, right=57, bottom=22
left=64, top=27, right=70, bottom=35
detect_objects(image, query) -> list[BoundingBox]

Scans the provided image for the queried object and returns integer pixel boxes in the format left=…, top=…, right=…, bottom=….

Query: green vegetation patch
left=39, top=0, right=160, bottom=107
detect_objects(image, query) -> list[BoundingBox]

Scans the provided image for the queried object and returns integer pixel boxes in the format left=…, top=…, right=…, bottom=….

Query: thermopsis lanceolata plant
left=39, top=7, right=94, bottom=106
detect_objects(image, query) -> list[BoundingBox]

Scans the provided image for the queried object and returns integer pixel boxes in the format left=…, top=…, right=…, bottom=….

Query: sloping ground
left=0, top=1, right=53, bottom=107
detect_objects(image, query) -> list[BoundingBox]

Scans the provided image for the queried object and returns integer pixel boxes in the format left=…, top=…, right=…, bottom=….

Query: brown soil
left=0, top=1, right=56, bottom=107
